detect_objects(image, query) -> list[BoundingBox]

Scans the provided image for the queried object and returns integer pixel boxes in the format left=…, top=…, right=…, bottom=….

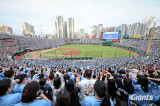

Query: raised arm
left=147, top=77, right=160, bottom=81
left=2, top=67, right=5, bottom=73
left=76, top=73, right=80, bottom=87
left=59, top=72, right=64, bottom=81
left=82, top=70, right=85, bottom=77
left=154, top=68, right=158, bottom=76
left=100, top=72, right=103, bottom=80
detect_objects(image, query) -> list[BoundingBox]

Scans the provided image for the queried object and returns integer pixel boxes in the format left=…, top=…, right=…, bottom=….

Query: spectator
left=150, top=75, right=160, bottom=105
left=115, top=78, right=134, bottom=106
left=67, top=79, right=80, bottom=106
left=63, top=74, right=70, bottom=88
left=39, top=78, right=52, bottom=100
left=0, top=79, right=21, bottom=106
left=4, top=69, right=15, bottom=82
left=81, top=80, right=114, bottom=106
left=56, top=89, right=70, bottom=106
left=49, top=72, right=65, bottom=104
left=78, top=70, right=96, bottom=100
left=13, top=74, right=28, bottom=93
left=48, top=74, right=54, bottom=85
left=15, top=81, right=52, bottom=106
left=129, top=76, right=151, bottom=106
left=108, top=79, right=117, bottom=102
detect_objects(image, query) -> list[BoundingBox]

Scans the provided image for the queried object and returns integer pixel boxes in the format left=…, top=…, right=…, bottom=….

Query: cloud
left=0, top=0, right=160, bottom=35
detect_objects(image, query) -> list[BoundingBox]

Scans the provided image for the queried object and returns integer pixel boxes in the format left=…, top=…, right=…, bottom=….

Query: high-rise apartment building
left=126, top=25, right=132, bottom=37
left=150, top=26, right=160, bottom=39
left=77, top=29, right=84, bottom=38
left=55, top=16, right=64, bottom=39
left=63, top=21, right=67, bottom=39
left=103, top=27, right=109, bottom=32
left=126, top=22, right=146, bottom=38
left=90, top=25, right=97, bottom=36
left=22, top=22, right=35, bottom=37
left=116, top=24, right=126, bottom=39
left=66, top=18, right=74, bottom=39
left=133, top=22, right=141, bottom=35
left=90, top=24, right=103, bottom=37
left=140, top=23, right=146, bottom=38
left=98, top=24, right=103, bottom=36
left=0, top=25, right=13, bottom=35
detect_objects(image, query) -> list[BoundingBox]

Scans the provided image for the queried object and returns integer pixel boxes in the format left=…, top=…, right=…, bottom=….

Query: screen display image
left=102, top=31, right=120, bottom=39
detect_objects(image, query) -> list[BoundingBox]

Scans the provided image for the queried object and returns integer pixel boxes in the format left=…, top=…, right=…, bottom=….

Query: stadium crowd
left=114, top=39, right=160, bottom=53
left=0, top=57, right=160, bottom=106
left=68, top=38, right=102, bottom=44
left=0, top=34, right=160, bottom=106
left=0, top=34, right=67, bottom=60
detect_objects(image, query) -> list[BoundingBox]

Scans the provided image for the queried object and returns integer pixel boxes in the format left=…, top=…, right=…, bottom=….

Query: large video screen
left=102, top=31, right=120, bottom=40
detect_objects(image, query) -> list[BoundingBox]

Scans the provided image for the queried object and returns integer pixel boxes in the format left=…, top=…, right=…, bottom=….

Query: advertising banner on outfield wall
left=92, top=36, right=96, bottom=38
left=96, top=36, right=99, bottom=38
left=100, top=32, right=103, bottom=39
left=112, top=39, right=120, bottom=42
left=85, top=36, right=89, bottom=38
left=106, top=39, right=112, bottom=41
left=134, top=35, right=141, bottom=38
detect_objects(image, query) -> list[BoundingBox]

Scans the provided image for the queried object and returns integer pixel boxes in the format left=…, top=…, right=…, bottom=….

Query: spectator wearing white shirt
left=78, top=70, right=96, bottom=100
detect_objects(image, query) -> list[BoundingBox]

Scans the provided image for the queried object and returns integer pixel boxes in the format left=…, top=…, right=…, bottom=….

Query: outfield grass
left=44, top=50, right=69, bottom=55
left=22, top=54, right=35, bottom=58
left=60, top=45, right=135, bottom=58
left=37, top=55, right=65, bottom=59
left=37, top=55, right=55, bottom=59
left=24, top=45, right=135, bottom=59
left=37, top=49, right=53, bottom=53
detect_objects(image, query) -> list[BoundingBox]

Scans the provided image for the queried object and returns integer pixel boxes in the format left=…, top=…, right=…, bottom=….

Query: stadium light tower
left=142, top=16, right=156, bottom=55
left=38, top=25, right=45, bottom=38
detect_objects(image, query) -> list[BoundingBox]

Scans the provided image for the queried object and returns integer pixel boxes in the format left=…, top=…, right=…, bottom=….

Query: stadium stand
left=0, top=34, right=160, bottom=106
left=0, top=34, right=67, bottom=60
left=68, top=38, right=102, bottom=44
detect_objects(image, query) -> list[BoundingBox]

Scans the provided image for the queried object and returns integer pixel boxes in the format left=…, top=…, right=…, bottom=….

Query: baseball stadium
left=0, top=25, right=160, bottom=106
left=0, top=0, right=160, bottom=106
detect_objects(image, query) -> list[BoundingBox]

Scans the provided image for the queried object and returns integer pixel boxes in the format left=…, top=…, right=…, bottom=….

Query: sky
left=0, top=0, right=160, bottom=35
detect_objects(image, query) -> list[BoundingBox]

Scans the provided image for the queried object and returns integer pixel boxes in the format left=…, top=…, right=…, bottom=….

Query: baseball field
left=18, top=45, right=136, bottom=59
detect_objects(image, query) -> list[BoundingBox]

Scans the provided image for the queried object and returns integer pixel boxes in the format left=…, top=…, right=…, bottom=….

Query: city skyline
left=0, top=0, right=160, bottom=35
